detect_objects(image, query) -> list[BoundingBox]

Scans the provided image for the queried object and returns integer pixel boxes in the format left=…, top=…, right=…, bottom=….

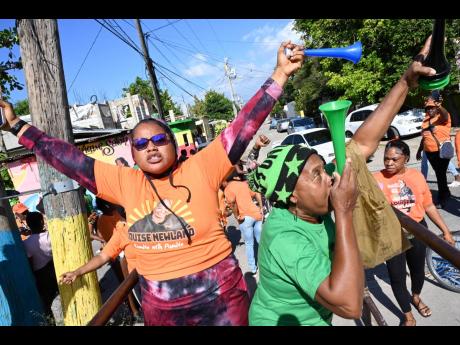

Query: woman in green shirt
left=248, top=146, right=362, bottom=325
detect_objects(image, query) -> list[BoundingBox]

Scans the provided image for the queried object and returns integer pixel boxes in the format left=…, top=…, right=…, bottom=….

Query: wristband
left=10, top=119, right=28, bottom=136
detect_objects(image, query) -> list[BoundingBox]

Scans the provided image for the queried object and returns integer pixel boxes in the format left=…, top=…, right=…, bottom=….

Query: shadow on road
left=244, top=272, right=258, bottom=302
left=225, top=225, right=242, bottom=254
left=365, top=264, right=405, bottom=322
left=429, top=190, right=460, bottom=218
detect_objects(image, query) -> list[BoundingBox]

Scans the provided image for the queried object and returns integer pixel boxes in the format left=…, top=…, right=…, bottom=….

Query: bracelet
left=412, top=54, right=425, bottom=63
left=10, top=119, right=28, bottom=136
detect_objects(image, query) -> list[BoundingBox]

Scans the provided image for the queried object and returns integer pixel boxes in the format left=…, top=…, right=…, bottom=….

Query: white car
left=271, top=128, right=336, bottom=164
left=345, top=104, right=424, bottom=140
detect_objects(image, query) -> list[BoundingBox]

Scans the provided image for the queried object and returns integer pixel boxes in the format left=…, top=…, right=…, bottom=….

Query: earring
left=294, top=206, right=298, bottom=221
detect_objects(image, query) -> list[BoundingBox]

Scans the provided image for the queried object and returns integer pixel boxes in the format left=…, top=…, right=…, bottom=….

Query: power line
left=67, top=26, right=103, bottom=93
left=184, top=20, right=211, bottom=55
left=145, top=19, right=183, bottom=34
left=155, top=62, right=207, bottom=91
left=156, top=68, right=195, bottom=98
left=167, top=19, right=202, bottom=55
left=94, top=19, right=143, bottom=57
left=206, top=20, right=229, bottom=57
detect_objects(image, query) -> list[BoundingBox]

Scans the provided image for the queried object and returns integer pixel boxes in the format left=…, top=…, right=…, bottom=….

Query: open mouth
left=146, top=153, right=162, bottom=164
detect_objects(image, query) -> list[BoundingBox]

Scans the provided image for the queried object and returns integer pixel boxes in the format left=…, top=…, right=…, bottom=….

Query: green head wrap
left=248, top=145, right=317, bottom=207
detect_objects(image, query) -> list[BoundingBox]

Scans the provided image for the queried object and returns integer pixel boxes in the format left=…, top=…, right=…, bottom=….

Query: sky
left=0, top=19, right=303, bottom=115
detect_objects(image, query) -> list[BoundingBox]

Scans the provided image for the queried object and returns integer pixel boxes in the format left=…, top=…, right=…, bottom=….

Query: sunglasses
left=132, top=133, right=170, bottom=151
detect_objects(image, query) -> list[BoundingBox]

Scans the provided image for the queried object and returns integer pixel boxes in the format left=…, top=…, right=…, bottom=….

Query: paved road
left=51, top=121, right=460, bottom=326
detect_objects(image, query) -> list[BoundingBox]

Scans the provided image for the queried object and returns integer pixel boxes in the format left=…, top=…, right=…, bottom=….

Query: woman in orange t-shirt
left=373, top=139, right=454, bottom=326
left=1, top=41, right=305, bottom=326
left=416, top=93, right=452, bottom=208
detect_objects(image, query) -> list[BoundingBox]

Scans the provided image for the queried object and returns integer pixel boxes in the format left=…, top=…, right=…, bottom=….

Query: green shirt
left=249, top=207, right=336, bottom=326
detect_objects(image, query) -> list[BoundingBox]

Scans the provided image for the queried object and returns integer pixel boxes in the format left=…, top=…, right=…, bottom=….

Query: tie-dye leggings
left=140, top=254, right=250, bottom=326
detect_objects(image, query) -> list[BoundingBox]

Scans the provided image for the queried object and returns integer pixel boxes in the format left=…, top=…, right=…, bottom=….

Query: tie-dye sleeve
left=221, top=78, right=283, bottom=164
left=18, top=126, right=97, bottom=194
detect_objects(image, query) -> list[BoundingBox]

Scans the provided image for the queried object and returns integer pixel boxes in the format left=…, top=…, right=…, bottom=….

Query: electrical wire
left=67, top=26, right=103, bottom=93
left=144, top=19, right=183, bottom=34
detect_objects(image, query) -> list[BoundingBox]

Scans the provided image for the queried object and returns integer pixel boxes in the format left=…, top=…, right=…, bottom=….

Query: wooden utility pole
left=17, top=19, right=102, bottom=326
left=135, top=19, right=165, bottom=120
left=0, top=179, right=44, bottom=325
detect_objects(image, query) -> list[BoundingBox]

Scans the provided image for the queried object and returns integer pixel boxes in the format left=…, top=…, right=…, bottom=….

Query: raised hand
left=403, top=35, right=437, bottom=89
left=272, top=41, right=305, bottom=87
left=255, top=134, right=270, bottom=148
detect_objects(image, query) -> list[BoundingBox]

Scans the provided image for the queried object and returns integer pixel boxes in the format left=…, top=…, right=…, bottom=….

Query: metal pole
left=224, top=59, right=238, bottom=118
left=135, top=19, right=165, bottom=121
left=393, top=207, right=460, bottom=269
left=87, top=269, right=139, bottom=326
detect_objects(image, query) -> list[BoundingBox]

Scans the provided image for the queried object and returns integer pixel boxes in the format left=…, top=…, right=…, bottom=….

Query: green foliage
left=0, top=26, right=23, bottom=99
left=204, top=90, right=234, bottom=121
left=122, top=77, right=181, bottom=115
left=0, top=153, right=17, bottom=206
left=213, top=121, right=227, bottom=136
left=191, top=90, right=234, bottom=121
left=160, top=89, right=181, bottom=115
left=189, top=97, right=206, bottom=118
left=14, top=98, right=29, bottom=115
left=293, top=19, right=460, bottom=109
left=271, top=101, right=285, bottom=117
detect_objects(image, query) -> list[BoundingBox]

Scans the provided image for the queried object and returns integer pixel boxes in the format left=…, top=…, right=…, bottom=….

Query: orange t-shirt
left=102, top=220, right=136, bottom=273
left=96, top=212, right=124, bottom=242
left=421, top=112, right=451, bottom=152
left=224, top=180, right=263, bottom=221
left=455, top=130, right=460, bottom=167
left=373, top=169, right=432, bottom=222
left=94, top=135, right=233, bottom=281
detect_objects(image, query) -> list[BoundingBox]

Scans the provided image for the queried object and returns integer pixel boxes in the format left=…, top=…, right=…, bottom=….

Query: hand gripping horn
left=285, top=41, right=362, bottom=64
left=419, top=19, right=451, bottom=90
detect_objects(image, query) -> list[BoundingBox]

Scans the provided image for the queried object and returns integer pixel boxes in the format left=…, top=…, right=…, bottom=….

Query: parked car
left=276, top=118, right=290, bottom=132
left=269, top=118, right=279, bottom=130
left=287, top=117, right=316, bottom=134
left=345, top=104, right=424, bottom=140
left=271, top=128, right=336, bottom=164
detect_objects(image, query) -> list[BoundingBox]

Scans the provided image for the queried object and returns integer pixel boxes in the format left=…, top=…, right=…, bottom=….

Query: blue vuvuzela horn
left=285, top=41, right=362, bottom=64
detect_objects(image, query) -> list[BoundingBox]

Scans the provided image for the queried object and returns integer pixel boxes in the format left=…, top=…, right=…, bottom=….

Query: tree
left=189, top=97, right=206, bottom=118
left=13, top=99, right=29, bottom=115
left=202, top=90, right=234, bottom=121
left=293, top=19, right=460, bottom=108
left=160, top=89, right=181, bottom=115
left=0, top=26, right=23, bottom=99
left=122, top=77, right=181, bottom=115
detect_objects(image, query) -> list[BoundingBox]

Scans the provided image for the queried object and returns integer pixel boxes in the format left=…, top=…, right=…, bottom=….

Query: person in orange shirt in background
left=224, top=173, right=264, bottom=275
left=12, top=202, right=31, bottom=240
left=61, top=199, right=141, bottom=321
left=374, top=139, right=454, bottom=326
left=416, top=92, right=452, bottom=208
left=217, top=185, right=232, bottom=231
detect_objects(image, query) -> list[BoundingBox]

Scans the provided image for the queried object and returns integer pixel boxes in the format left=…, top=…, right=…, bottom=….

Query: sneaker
left=448, top=180, right=460, bottom=187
